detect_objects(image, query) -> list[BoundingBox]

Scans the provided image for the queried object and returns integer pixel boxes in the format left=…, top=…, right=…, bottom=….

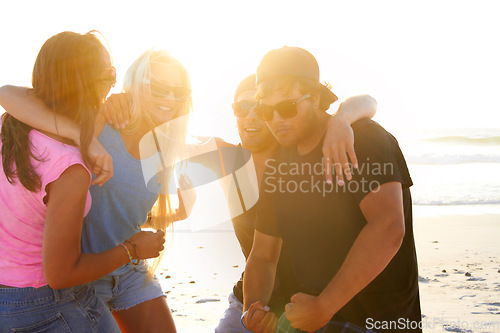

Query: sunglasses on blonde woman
left=146, top=79, right=191, bottom=102
left=254, top=94, right=310, bottom=121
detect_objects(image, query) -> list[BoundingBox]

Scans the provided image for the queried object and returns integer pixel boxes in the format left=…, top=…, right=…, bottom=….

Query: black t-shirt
left=229, top=145, right=299, bottom=316
left=256, top=119, right=421, bottom=331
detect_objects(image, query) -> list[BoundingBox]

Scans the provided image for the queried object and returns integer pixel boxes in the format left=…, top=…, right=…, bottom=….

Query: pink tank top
left=0, top=130, right=92, bottom=288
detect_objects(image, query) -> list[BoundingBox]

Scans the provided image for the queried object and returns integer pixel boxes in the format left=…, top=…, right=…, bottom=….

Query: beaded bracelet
left=119, top=243, right=133, bottom=264
left=124, top=239, right=140, bottom=265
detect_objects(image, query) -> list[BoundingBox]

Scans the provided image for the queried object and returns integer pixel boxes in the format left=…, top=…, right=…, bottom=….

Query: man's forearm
left=0, top=85, right=80, bottom=142
left=243, top=255, right=278, bottom=311
left=317, top=220, right=404, bottom=316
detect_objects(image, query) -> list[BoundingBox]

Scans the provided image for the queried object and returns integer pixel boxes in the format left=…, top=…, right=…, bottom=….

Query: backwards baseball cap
left=256, top=46, right=338, bottom=107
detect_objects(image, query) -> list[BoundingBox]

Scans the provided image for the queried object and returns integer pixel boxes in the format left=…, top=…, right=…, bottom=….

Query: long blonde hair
left=123, top=49, right=192, bottom=277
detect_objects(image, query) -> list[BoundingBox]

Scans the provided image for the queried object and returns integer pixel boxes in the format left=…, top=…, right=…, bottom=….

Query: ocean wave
left=421, top=135, right=500, bottom=145
left=406, top=153, right=500, bottom=164
left=412, top=199, right=500, bottom=206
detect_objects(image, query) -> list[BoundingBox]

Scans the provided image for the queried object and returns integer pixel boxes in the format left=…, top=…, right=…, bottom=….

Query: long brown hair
left=1, top=31, right=113, bottom=191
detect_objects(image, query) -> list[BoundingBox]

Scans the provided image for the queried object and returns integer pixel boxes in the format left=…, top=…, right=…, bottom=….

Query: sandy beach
left=413, top=212, right=500, bottom=332
left=156, top=208, right=500, bottom=333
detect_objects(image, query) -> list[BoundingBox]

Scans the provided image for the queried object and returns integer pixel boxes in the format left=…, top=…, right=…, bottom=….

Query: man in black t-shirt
left=242, top=47, right=421, bottom=333
left=215, top=75, right=379, bottom=332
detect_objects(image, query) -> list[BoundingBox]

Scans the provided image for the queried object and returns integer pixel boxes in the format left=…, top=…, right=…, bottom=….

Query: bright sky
left=1, top=0, right=499, bottom=143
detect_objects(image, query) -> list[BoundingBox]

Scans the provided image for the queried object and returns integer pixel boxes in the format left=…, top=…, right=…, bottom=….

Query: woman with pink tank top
left=0, top=31, right=165, bottom=332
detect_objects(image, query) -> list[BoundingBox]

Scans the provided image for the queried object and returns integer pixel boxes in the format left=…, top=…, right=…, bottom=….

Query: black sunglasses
left=147, top=80, right=191, bottom=102
left=232, top=100, right=258, bottom=117
left=254, top=94, right=310, bottom=121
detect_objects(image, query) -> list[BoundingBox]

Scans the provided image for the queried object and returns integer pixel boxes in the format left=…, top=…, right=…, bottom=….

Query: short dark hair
left=234, top=74, right=256, bottom=101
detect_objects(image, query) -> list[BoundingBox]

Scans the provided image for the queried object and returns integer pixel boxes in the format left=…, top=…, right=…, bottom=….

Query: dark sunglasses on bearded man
left=254, top=93, right=310, bottom=121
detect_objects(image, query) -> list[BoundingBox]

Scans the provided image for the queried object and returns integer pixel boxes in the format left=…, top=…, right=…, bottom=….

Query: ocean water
left=178, top=127, right=500, bottom=229
left=397, top=128, right=500, bottom=215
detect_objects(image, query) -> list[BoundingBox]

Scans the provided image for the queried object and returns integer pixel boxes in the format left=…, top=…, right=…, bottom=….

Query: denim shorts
left=215, top=292, right=248, bottom=332
left=0, top=284, right=120, bottom=333
left=90, top=262, right=164, bottom=311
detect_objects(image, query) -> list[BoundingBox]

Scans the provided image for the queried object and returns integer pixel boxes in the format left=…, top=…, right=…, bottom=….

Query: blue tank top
left=81, top=124, right=162, bottom=275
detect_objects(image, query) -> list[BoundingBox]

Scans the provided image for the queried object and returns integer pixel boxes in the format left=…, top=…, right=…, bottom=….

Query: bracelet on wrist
left=240, top=310, right=252, bottom=332
left=124, top=239, right=140, bottom=265
left=119, top=243, right=133, bottom=264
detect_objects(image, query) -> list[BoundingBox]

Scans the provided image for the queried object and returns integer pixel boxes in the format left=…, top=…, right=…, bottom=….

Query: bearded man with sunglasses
left=215, top=75, right=379, bottom=333
left=242, top=47, right=421, bottom=333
